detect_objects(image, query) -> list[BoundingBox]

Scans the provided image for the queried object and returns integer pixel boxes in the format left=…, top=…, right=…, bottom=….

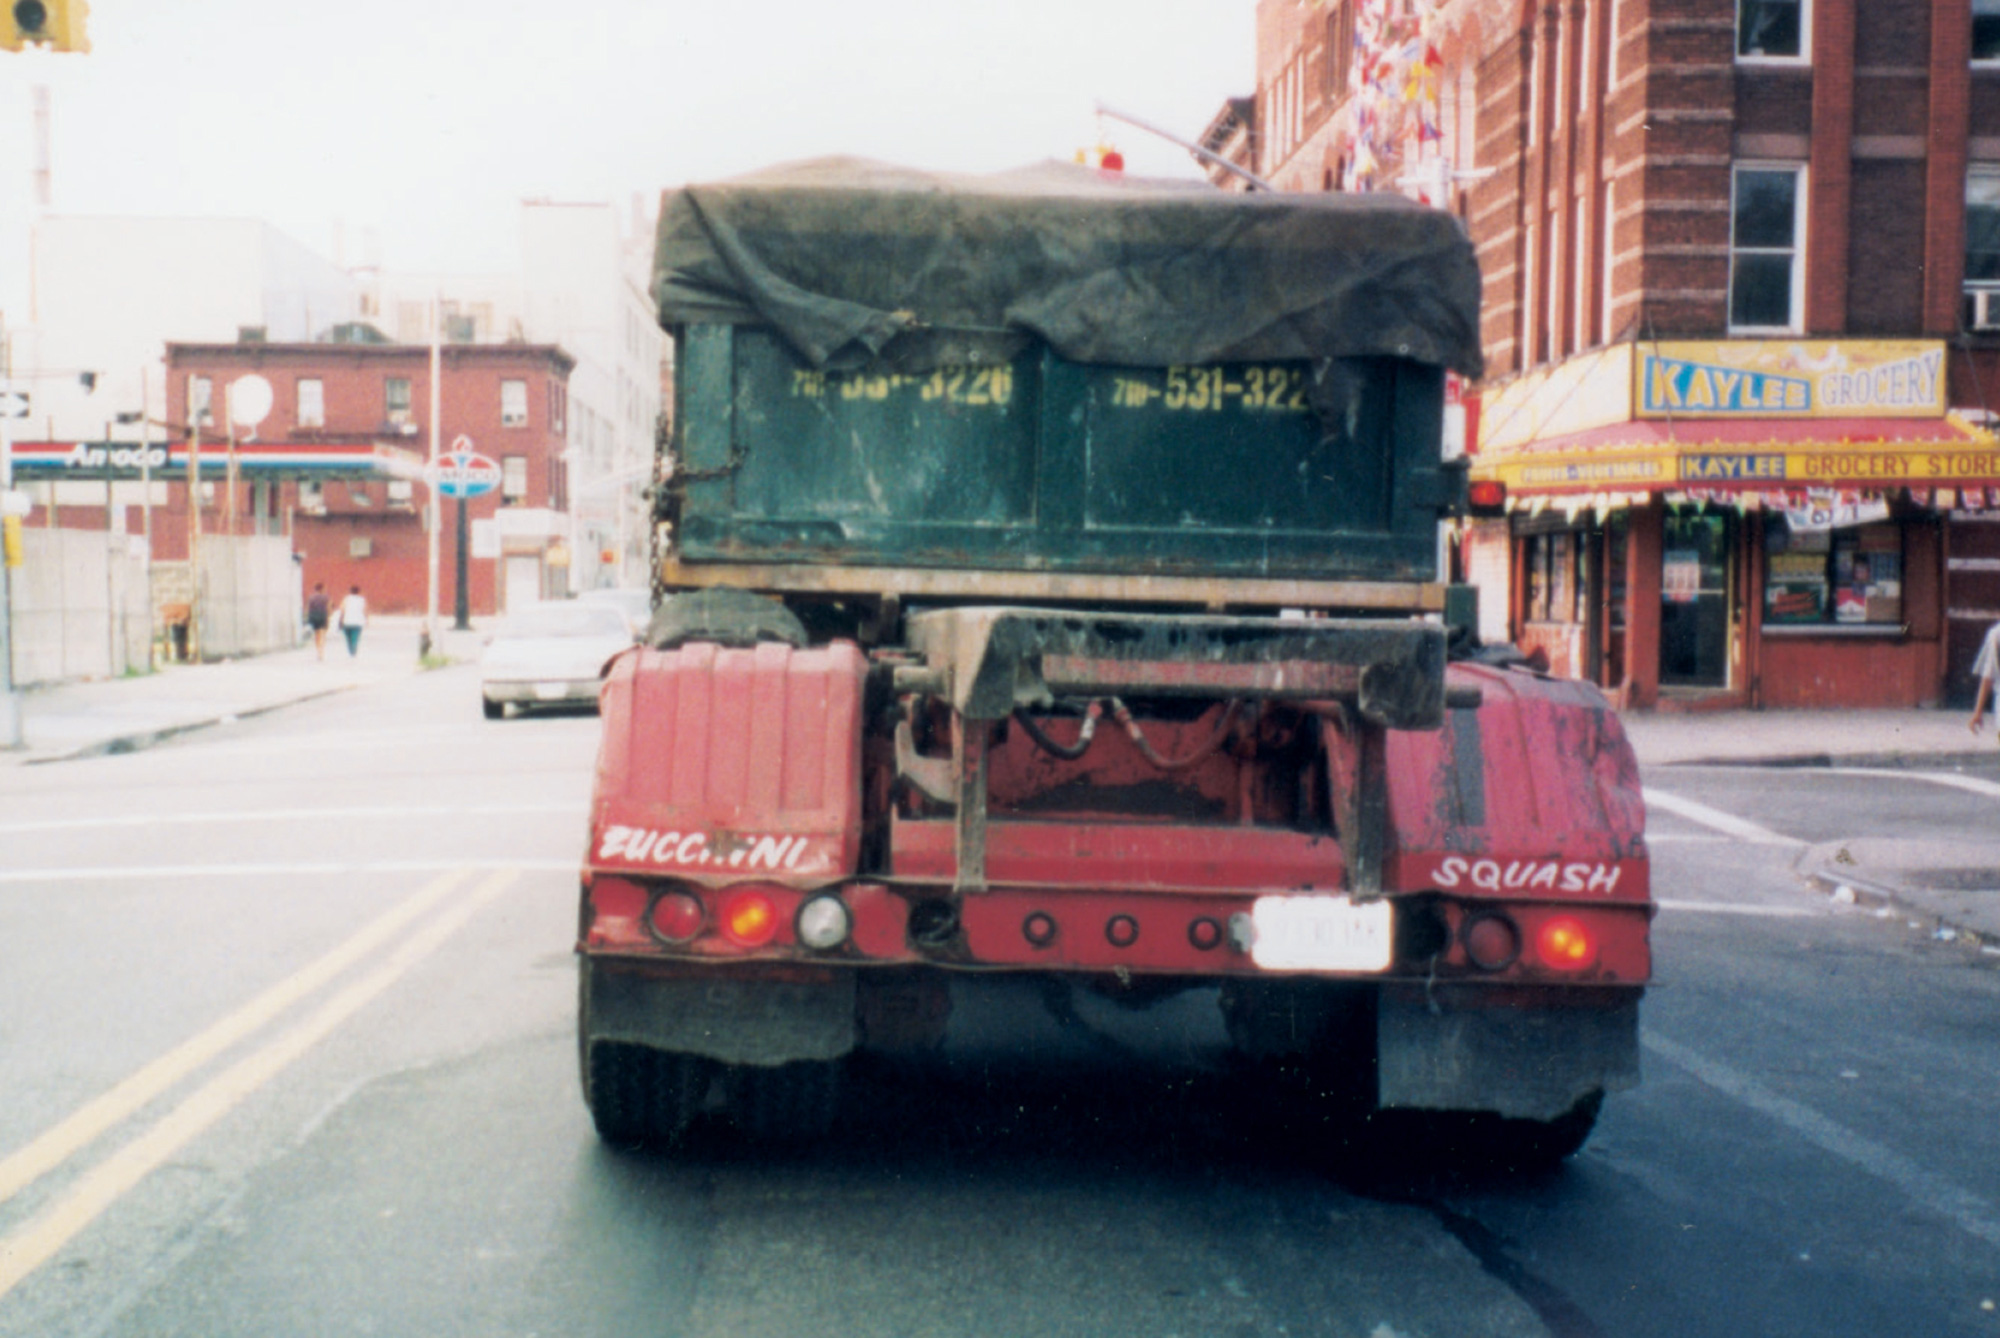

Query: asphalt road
left=1, top=664, right=1997, bottom=1336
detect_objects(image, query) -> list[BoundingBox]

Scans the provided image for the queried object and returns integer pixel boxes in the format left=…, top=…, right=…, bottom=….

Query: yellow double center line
left=0, top=865, right=519, bottom=1299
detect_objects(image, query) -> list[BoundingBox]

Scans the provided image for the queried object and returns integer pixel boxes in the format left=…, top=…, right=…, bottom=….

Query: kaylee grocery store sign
left=1637, top=340, right=1948, bottom=420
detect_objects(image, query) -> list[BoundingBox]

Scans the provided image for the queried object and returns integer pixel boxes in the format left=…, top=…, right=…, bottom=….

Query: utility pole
left=425, top=296, right=441, bottom=654
left=0, top=317, right=20, bottom=749
left=186, top=408, right=201, bottom=662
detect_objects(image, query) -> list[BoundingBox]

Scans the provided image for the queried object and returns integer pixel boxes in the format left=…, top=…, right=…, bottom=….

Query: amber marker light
left=721, top=889, right=780, bottom=947
left=1535, top=915, right=1597, bottom=971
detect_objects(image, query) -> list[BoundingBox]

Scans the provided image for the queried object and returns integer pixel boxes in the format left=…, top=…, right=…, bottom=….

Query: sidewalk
left=0, top=615, right=490, bottom=767
left=1621, top=704, right=2000, bottom=952
left=5, top=643, right=1998, bottom=947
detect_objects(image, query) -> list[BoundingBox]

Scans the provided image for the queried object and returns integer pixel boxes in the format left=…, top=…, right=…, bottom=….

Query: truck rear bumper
left=584, top=959, right=857, bottom=1068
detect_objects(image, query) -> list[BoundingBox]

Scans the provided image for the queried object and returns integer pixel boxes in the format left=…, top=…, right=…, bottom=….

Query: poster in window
left=1765, top=549, right=1827, bottom=623
left=1663, top=549, right=1701, bottom=604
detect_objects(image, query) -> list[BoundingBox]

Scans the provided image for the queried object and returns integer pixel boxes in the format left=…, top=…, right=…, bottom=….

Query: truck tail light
left=648, top=889, right=706, bottom=944
left=1535, top=915, right=1597, bottom=971
left=721, top=889, right=780, bottom=947
left=1462, top=912, right=1521, bottom=971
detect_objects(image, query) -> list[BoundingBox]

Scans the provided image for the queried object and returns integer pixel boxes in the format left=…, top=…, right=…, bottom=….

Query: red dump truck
left=577, top=160, right=1649, bottom=1162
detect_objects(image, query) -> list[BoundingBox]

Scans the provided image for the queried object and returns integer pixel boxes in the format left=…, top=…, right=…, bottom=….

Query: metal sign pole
left=455, top=493, right=470, bottom=629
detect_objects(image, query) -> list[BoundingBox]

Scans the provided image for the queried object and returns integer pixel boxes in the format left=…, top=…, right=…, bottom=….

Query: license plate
left=1249, top=895, right=1393, bottom=972
left=533, top=681, right=569, bottom=700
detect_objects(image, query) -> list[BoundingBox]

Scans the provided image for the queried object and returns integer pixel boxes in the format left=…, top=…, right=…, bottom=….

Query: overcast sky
left=0, top=0, right=1254, bottom=303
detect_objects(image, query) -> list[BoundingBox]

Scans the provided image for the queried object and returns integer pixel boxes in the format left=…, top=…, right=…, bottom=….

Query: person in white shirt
left=335, top=585, right=368, bottom=658
left=1970, top=621, right=2000, bottom=737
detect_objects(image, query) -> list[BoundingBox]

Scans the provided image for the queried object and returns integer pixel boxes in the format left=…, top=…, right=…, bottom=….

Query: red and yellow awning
left=1471, top=413, right=2000, bottom=501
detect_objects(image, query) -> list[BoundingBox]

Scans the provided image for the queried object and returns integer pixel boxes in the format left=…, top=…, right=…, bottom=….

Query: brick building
left=159, top=339, right=576, bottom=619
left=1238, top=0, right=2000, bottom=710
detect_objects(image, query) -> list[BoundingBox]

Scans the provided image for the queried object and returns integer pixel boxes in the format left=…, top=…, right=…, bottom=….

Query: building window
left=502, top=454, right=529, bottom=501
left=188, top=375, right=212, bottom=427
left=1737, top=0, right=1806, bottom=59
left=1975, top=0, right=2000, bottom=62
left=1326, top=1, right=1354, bottom=99
left=385, top=377, right=412, bottom=426
left=1729, top=165, right=1804, bottom=332
left=550, top=381, right=566, bottom=433
left=501, top=379, right=529, bottom=428
left=1525, top=40, right=1539, bottom=149
left=1522, top=222, right=1539, bottom=368
left=298, top=479, right=324, bottom=512
left=1599, top=180, right=1617, bottom=342
left=1967, top=171, right=2000, bottom=287
left=297, top=378, right=324, bottom=429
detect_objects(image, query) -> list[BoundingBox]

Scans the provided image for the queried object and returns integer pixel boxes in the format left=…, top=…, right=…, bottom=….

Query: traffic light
left=3, top=0, right=89, bottom=52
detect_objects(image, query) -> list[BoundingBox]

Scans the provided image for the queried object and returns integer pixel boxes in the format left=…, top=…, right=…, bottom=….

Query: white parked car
left=479, top=602, right=637, bottom=719
left=575, top=587, right=653, bottom=639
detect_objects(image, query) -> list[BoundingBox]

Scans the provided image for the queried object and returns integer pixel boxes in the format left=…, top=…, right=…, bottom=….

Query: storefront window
left=1524, top=531, right=1588, bottom=623
left=1764, top=521, right=1902, bottom=625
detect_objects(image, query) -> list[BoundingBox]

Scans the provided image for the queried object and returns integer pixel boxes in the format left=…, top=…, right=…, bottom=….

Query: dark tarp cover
left=654, top=157, right=1483, bottom=379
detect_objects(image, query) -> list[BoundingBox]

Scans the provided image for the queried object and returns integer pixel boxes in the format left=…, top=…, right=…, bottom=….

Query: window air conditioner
left=1971, top=288, right=2000, bottom=333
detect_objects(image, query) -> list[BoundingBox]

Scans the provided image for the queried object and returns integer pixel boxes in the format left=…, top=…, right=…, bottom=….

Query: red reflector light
left=1536, top=915, right=1596, bottom=971
left=648, top=890, right=705, bottom=944
left=721, top=890, right=780, bottom=947
left=1467, top=479, right=1506, bottom=512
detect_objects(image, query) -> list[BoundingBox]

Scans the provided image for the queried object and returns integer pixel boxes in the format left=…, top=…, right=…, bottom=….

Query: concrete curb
left=1658, top=748, right=2000, bottom=770
left=22, top=684, right=362, bottom=765
left=1793, top=839, right=2000, bottom=952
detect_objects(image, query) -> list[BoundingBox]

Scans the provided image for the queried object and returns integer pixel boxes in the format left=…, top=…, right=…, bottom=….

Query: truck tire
left=1380, top=1090, right=1604, bottom=1174
left=578, top=962, right=712, bottom=1145
left=583, top=1041, right=712, bottom=1146
left=723, top=1059, right=843, bottom=1142
left=1473, top=1089, right=1603, bottom=1170
left=482, top=696, right=504, bottom=720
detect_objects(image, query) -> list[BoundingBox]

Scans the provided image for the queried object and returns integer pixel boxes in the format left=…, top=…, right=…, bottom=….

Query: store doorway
left=503, top=555, right=543, bottom=613
left=1660, top=512, right=1733, bottom=688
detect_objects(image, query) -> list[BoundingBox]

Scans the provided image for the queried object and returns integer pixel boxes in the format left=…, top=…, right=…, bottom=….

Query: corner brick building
left=1242, top=0, right=2000, bottom=710
left=162, top=340, right=575, bottom=618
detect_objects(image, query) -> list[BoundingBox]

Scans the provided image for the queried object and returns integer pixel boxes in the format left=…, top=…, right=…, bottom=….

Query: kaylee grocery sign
left=1636, top=340, right=1948, bottom=419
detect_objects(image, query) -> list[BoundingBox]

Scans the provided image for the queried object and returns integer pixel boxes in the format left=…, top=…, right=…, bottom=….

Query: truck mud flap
left=586, top=964, right=857, bottom=1067
left=1375, top=985, right=1640, bottom=1123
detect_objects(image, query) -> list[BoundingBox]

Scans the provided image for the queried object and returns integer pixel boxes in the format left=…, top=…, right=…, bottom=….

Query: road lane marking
left=0, top=867, right=521, bottom=1300
left=1643, top=788, right=1802, bottom=846
left=1827, top=767, right=2000, bottom=800
left=0, top=801, right=588, bottom=837
left=1654, top=899, right=1817, bottom=918
left=1643, top=1031, right=2000, bottom=1252
left=0, top=858, right=574, bottom=884
left=0, top=868, right=475, bottom=1211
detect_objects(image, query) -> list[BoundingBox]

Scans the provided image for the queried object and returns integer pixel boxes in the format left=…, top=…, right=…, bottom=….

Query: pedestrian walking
left=1970, top=620, right=2000, bottom=738
left=335, top=585, right=368, bottom=658
left=305, top=583, right=331, bottom=661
